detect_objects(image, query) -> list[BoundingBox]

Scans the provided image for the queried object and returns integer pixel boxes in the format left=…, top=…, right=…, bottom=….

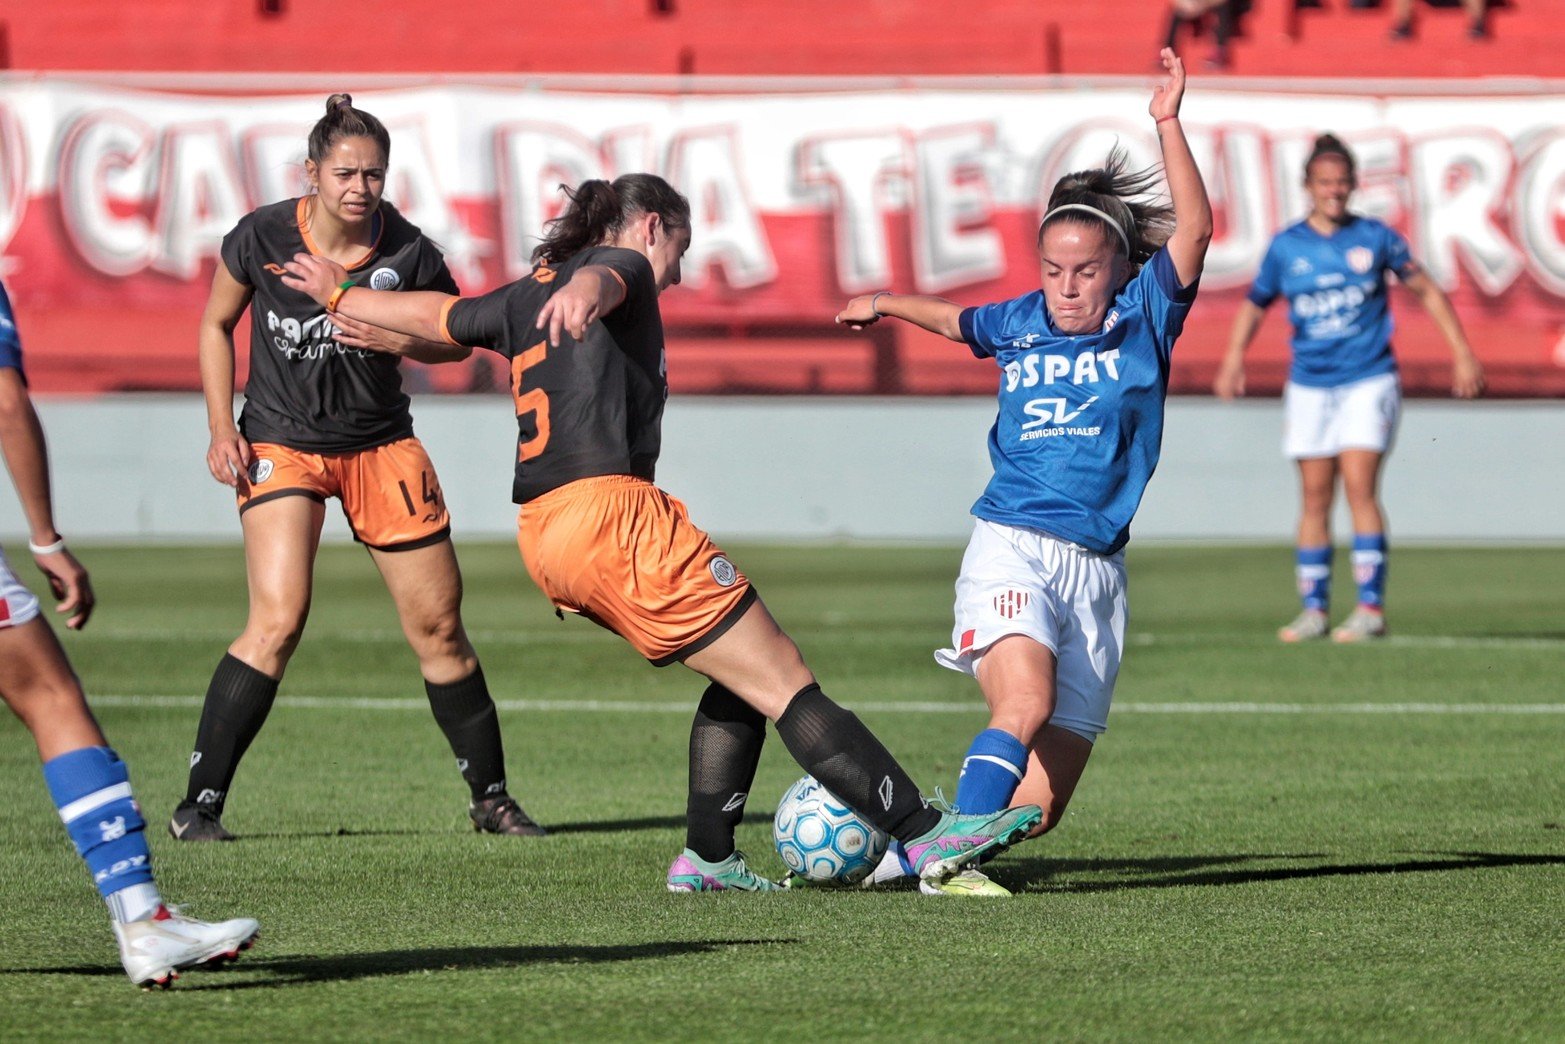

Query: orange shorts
left=238, top=438, right=451, bottom=551
left=517, top=475, right=756, bottom=666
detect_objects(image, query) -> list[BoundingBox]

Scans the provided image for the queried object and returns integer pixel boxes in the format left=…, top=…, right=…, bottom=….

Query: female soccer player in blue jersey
left=836, top=48, right=1212, bottom=895
left=0, top=278, right=258, bottom=986
left=1214, top=134, right=1484, bottom=643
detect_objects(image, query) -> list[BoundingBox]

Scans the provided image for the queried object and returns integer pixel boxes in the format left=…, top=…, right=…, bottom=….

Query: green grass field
left=1, top=542, right=1561, bottom=1042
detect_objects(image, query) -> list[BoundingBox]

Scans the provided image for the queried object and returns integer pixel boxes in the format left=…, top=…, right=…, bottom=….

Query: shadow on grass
left=13, top=938, right=790, bottom=990
left=1002, top=850, right=1565, bottom=893
left=544, top=812, right=773, bottom=836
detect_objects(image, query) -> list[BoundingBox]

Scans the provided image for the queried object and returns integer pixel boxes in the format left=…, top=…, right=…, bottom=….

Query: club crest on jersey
left=249, top=459, right=274, bottom=484
left=1346, top=247, right=1375, bottom=274
left=1290, top=257, right=1313, bottom=276
left=709, top=556, right=738, bottom=587
left=993, top=589, right=1031, bottom=619
left=369, top=267, right=402, bottom=290
left=1102, top=309, right=1121, bottom=333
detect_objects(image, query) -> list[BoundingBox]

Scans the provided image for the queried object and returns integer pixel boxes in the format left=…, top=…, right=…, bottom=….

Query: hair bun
left=326, top=93, right=354, bottom=114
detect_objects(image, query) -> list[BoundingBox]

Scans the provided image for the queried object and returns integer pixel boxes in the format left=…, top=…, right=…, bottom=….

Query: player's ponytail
left=1304, top=133, right=1357, bottom=185
left=532, top=174, right=691, bottom=265
left=1040, top=147, right=1172, bottom=271
left=307, top=93, right=392, bottom=165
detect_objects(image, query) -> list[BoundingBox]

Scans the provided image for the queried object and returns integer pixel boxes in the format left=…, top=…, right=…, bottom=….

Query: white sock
left=107, top=882, right=163, bottom=923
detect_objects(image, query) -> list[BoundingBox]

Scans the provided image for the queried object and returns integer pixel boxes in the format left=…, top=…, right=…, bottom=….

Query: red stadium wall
left=0, top=3, right=1561, bottom=398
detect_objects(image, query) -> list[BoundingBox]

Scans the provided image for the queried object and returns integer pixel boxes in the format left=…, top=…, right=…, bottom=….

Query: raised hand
left=834, top=294, right=883, bottom=331
left=281, top=253, right=349, bottom=306
left=1150, top=47, right=1187, bottom=121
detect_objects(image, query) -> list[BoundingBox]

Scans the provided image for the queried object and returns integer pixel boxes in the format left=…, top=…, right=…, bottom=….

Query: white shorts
left=935, top=519, right=1127, bottom=743
left=0, top=546, right=42, bottom=630
left=1283, top=372, right=1401, bottom=460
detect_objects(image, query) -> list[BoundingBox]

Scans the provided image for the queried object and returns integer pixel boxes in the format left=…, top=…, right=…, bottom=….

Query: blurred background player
left=173, top=94, right=543, bottom=840
left=837, top=49, right=1211, bottom=895
left=280, top=172, right=1044, bottom=895
left=1214, top=133, right=1484, bottom=643
left=0, top=276, right=259, bottom=987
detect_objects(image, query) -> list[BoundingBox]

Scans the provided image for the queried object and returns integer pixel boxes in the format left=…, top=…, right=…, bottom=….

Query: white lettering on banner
left=241, top=125, right=310, bottom=209
left=152, top=122, right=250, bottom=280
left=1513, top=131, right=1565, bottom=295
left=0, top=104, right=26, bottom=257
left=797, top=131, right=906, bottom=294
left=380, top=120, right=487, bottom=288
left=603, top=126, right=655, bottom=182
left=911, top=126, right=1004, bottom=293
left=666, top=127, right=776, bottom=290
left=1196, top=127, right=1271, bottom=291
left=58, top=111, right=157, bottom=277
left=495, top=123, right=605, bottom=280
left=1410, top=131, right=1523, bottom=294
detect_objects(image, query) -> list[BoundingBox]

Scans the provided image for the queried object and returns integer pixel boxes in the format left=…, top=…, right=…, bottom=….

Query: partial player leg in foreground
left=0, top=581, right=258, bottom=987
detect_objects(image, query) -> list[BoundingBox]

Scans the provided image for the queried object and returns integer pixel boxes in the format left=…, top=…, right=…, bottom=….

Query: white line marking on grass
left=87, top=695, right=1565, bottom=715
left=1128, top=633, right=1565, bottom=651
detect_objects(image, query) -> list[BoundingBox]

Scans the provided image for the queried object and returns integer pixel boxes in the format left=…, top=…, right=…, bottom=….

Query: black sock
left=184, top=653, right=280, bottom=812
left=684, top=682, right=767, bottom=863
left=773, top=684, right=940, bottom=844
left=425, top=665, right=509, bottom=803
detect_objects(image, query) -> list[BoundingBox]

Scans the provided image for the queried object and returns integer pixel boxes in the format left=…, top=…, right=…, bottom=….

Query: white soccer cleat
left=1277, top=609, right=1329, bottom=643
left=1332, top=606, right=1387, bottom=643
left=917, top=867, right=1012, bottom=897
left=114, top=906, right=260, bottom=988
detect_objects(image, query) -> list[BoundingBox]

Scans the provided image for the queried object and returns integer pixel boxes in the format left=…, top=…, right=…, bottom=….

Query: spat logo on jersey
left=1004, top=347, right=1118, bottom=443
left=265, top=309, right=373, bottom=361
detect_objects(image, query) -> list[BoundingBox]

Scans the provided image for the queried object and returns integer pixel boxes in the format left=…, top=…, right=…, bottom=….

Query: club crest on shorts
left=248, top=459, right=274, bottom=484
left=368, top=267, right=402, bottom=290
left=993, top=589, right=1031, bottom=619
left=1346, top=246, right=1374, bottom=274
left=709, top=555, right=738, bottom=587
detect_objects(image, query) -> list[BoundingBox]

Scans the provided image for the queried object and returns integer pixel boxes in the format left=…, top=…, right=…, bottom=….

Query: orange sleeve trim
left=602, top=266, right=628, bottom=297
left=437, top=296, right=465, bottom=346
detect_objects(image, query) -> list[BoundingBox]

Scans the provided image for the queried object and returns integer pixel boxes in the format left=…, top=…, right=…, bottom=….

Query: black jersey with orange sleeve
left=440, top=246, right=666, bottom=504
left=220, top=198, right=459, bottom=453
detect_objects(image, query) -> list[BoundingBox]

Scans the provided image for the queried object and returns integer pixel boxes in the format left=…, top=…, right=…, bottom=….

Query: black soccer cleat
left=469, top=795, right=547, bottom=837
left=168, top=800, right=236, bottom=842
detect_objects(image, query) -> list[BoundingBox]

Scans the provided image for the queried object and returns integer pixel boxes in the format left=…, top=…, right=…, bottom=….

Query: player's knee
left=243, top=609, right=308, bottom=657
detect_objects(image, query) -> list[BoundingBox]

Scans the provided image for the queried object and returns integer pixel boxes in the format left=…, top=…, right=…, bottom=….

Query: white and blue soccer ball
left=772, top=775, right=889, bottom=884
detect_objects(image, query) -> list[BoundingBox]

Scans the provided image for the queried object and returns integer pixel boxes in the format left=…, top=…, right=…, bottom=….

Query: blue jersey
left=0, top=278, right=22, bottom=379
left=958, top=248, right=1197, bottom=555
left=1248, top=215, right=1416, bottom=388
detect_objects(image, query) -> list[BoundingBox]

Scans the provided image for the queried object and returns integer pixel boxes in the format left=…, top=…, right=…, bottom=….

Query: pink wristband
left=1156, top=115, right=1180, bottom=125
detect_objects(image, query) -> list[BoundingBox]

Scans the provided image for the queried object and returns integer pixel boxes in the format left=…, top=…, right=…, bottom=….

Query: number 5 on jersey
left=512, top=340, right=550, bottom=462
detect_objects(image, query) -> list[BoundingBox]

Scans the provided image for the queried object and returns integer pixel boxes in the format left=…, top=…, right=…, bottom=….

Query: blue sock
left=42, top=747, right=157, bottom=913
left=1351, top=533, right=1388, bottom=608
left=1296, top=546, right=1332, bottom=611
left=955, top=728, right=1029, bottom=814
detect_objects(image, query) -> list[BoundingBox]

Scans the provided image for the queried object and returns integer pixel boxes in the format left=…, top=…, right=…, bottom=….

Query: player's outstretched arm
left=1150, top=48, right=1213, bottom=288
left=535, top=266, right=627, bottom=347
left=1399, top=269, right=1485, bottom=399
left=330, top=314, right=473, bottom=365
left=836, top=293, right=964, bottom=342
left=282, top=253, right=455, bottom=344
left=0, top=368, right=94, bottom=629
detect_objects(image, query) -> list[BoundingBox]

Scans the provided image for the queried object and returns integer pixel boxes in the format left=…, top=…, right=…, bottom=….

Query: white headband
left=1041, top=203, right=1131, bottom=256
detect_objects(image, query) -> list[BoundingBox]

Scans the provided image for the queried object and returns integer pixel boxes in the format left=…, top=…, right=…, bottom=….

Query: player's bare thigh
left=230, top=494, right=326, bottom=675
left=0, top=617, right=106, bottom=760
left=681, top=599, right=814, bottom=720
left=368, top=539, right=476, bottom=685
left=974, top=633, right=1059, bottom=743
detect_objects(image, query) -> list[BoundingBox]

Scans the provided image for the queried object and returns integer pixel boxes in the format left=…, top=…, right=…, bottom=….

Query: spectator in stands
left=1163, top=0, right=1240, bottom=69
left=1214, top=133, right=1485, bottom=644
left=1389, top=0, right=1489, bottom=39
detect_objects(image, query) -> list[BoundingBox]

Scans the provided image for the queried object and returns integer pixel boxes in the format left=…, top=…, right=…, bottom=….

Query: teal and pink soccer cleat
left=666, top=849, right=782, bottom=893
left=901, top=805, right=1042, bottom=882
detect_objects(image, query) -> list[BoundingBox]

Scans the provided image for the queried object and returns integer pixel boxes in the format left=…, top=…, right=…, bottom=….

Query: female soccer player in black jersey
left=282, top=173, right=1043, bottom=894
left=171, top=95, right=542, bottom=841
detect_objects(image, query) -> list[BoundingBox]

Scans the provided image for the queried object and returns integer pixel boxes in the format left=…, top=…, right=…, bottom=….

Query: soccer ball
left=772, top=775, right=889, bottom=885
